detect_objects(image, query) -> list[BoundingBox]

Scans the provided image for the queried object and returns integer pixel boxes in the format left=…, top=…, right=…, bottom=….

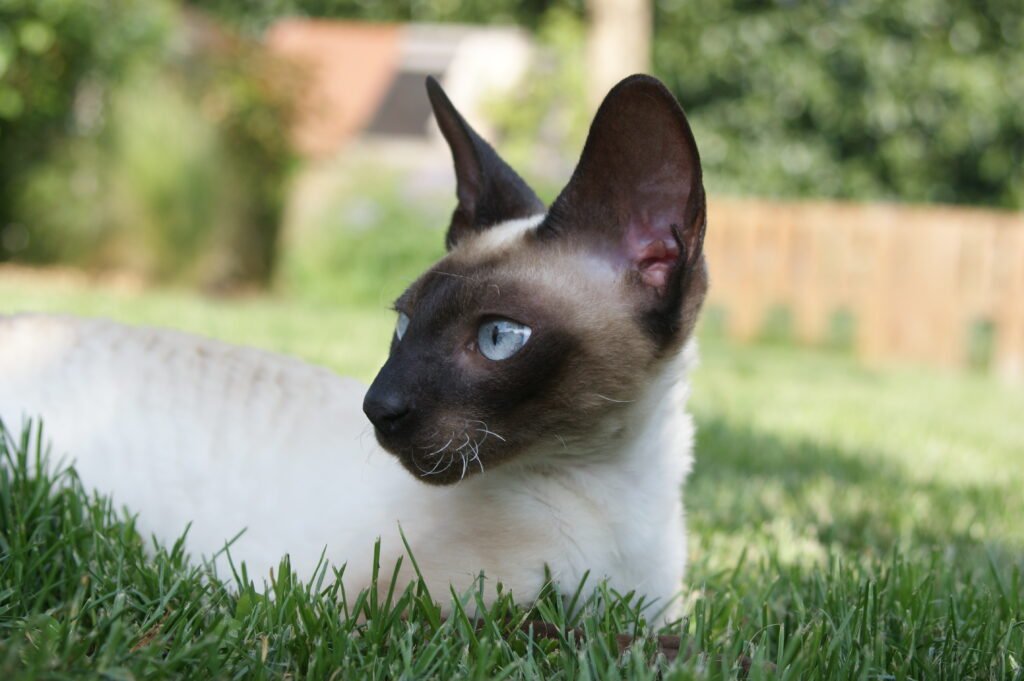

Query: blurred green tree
left=183, top=0, right=583, bottom=33
left=191, top=0, right=1022, bottom=210
left=171, top=11, right=298, bottom=289
left=2, top=0, right=1019, bottom=279
left=0, top=0, right=171, bottom=260
left=1, top=3, right=295, bottom=288
left=654, top=0, right=1023, bottom=208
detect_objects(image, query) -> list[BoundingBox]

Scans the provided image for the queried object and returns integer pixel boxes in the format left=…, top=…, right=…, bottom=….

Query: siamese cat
left=0, top=74, right=708, bottom=621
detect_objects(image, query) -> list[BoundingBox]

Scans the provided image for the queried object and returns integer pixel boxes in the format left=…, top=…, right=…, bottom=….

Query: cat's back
left=0, top=313, right=366, bottom=459
left=0, top=313, right=405, bottom=578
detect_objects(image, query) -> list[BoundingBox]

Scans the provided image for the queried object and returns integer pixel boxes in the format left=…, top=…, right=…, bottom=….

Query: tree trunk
left=585, top=0, right=653, bottom=108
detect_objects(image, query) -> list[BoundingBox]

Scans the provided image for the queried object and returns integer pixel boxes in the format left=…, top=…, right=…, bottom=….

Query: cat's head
left=363, top=74, right=707, bottom=484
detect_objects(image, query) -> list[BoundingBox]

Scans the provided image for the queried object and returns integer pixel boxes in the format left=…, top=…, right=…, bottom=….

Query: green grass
left=1, top=274, right=1023, bottom=679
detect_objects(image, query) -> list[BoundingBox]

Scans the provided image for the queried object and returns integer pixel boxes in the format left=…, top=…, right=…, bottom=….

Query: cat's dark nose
left=363, top=389, right=412, bottom=433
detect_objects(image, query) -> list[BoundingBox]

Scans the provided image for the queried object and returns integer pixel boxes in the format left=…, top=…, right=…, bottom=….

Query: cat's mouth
left=375, top=427, right=495, bottom=485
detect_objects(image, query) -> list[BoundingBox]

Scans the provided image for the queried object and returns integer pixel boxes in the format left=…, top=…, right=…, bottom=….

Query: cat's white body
left=0, top=312, right=694, bottom=617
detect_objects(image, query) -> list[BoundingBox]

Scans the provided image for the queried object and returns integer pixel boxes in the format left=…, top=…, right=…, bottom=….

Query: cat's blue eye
left=477, top=318, right=531, bottom=361
left=395, top=312, right=410, bottom=341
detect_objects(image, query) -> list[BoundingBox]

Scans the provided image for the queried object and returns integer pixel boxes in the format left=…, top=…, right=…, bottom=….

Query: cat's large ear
left=539, top=74, right=707, bottom=345
left=426, top=77, right=545, bottom=250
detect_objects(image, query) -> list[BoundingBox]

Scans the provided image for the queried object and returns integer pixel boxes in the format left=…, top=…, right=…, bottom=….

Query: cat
left=0, top=74, right=708, bottom=621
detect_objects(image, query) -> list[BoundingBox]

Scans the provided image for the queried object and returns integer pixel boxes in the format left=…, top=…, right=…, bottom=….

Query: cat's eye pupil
left=477, top=318, right=531, bottom=361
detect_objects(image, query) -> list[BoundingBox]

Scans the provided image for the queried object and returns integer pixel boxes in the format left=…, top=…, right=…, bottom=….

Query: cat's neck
left=419, top=341, right=697, bottom=611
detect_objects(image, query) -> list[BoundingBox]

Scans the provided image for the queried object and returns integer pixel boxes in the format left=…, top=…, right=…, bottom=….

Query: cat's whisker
left=594, top=394, right=635, bottom=404
left=467, top=419, right=506, bottom=442
left=359, top=424, right=375, bottom=447
left=360, top=425, right=378, bottom=463
left=413, top=454, right=434, bottom=475
left=469, top=424, right=489, bottom=448
left=477, top=428, right=504, bottom=443
left=470, top=440, right=485, bottom=473
left=430, top=270, right=471, bottom=281
left=421, top=437, right=453, bottom=458
left=424, top=449, right=455, bottom=477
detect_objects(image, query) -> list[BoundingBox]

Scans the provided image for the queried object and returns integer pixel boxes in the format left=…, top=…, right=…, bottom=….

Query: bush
left=169, top=12, right=298, bottom=289
left=13, top=72, right=222, bottom=274
left=654, top=0, right=1023, bottom=208
left=2, top=4, right=296, bottom=288
left=490, top=0, right=1023, bottom=209
left=279, top=165, right=447, bottom=307
left=0, top=0, right=172, bottom=261
left=196, top=0, right=1022, bottom=210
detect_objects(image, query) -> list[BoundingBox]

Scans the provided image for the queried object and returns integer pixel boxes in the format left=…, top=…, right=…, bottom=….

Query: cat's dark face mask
left=363, top=75, right=708, bottom=485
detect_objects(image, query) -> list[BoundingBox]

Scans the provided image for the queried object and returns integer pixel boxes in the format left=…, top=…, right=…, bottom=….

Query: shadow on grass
left=687, top=416, right=1023, bottom=573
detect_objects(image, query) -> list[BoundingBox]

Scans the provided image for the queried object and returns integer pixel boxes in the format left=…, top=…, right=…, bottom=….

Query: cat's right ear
left=538, top=75, right=707, bottom=346
left=426, top=77, right=545, bottom=250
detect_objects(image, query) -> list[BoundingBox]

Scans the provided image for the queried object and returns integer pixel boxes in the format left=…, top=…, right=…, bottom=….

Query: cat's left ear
left=426, top=77, right=545, bottom=250
left=539, top=74, right=707, bottom=344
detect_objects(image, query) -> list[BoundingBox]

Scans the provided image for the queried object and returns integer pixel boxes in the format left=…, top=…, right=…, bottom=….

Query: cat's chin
left=374, top=433, right=483, bottom=486
left=395, top=448, right=484, bottom=486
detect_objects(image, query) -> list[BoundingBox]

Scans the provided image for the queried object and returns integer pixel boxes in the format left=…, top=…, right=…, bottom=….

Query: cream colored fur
left=0, top=225, right=696, bottom=621
left=458, top=213, right=545, bottom=256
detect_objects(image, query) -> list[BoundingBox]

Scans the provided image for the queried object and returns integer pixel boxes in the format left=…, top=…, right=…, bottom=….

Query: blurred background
left=1, top=0, right=1021, bottom=380
left=1, top=0, right=1023, bottom=577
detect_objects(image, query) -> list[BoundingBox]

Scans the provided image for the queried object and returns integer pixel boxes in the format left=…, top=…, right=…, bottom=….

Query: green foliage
left=13, top=73, right=224, bottom=274
left=0, top=0, right=172, bottom=259
left=1, top=4, right=295, bottom=287
left=2, top=0, right=1021, bottom=283
left=279, top=165, right=448, bottom=307
left=197, top=0, right=1022, bottom=209
left=170, top=16, right=298, bottom=287
left=185, top=0, right=584, bottom=33
left=111, top=75, right=225, bottom=278
left=483, top=0, right=1024, bottom=209
left=483, top=8, right=590, bottom=197
left=654, top=0, right=1024, bottom=208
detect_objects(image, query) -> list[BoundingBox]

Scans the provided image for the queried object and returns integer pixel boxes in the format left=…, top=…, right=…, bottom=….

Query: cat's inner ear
left=540, top=75, right=707, bottom=298
left=426, top=77, right=545, bottom=250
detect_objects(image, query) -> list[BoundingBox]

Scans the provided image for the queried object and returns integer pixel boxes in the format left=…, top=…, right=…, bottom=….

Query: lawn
left=1, top=271, right=1023, bottom=679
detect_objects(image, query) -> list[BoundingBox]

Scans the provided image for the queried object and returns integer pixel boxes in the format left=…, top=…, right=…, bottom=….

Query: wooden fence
left=703, top=198, right=1024, bottom=380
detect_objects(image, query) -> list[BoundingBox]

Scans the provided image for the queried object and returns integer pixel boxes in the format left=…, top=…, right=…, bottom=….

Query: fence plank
left=704, top=198, right=1024, bottom=379
left=994, top=225, right=1024, bottom=380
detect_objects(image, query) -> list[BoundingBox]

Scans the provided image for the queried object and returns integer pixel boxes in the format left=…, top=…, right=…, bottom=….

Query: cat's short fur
left=0, top=74, right=707, bottom=620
